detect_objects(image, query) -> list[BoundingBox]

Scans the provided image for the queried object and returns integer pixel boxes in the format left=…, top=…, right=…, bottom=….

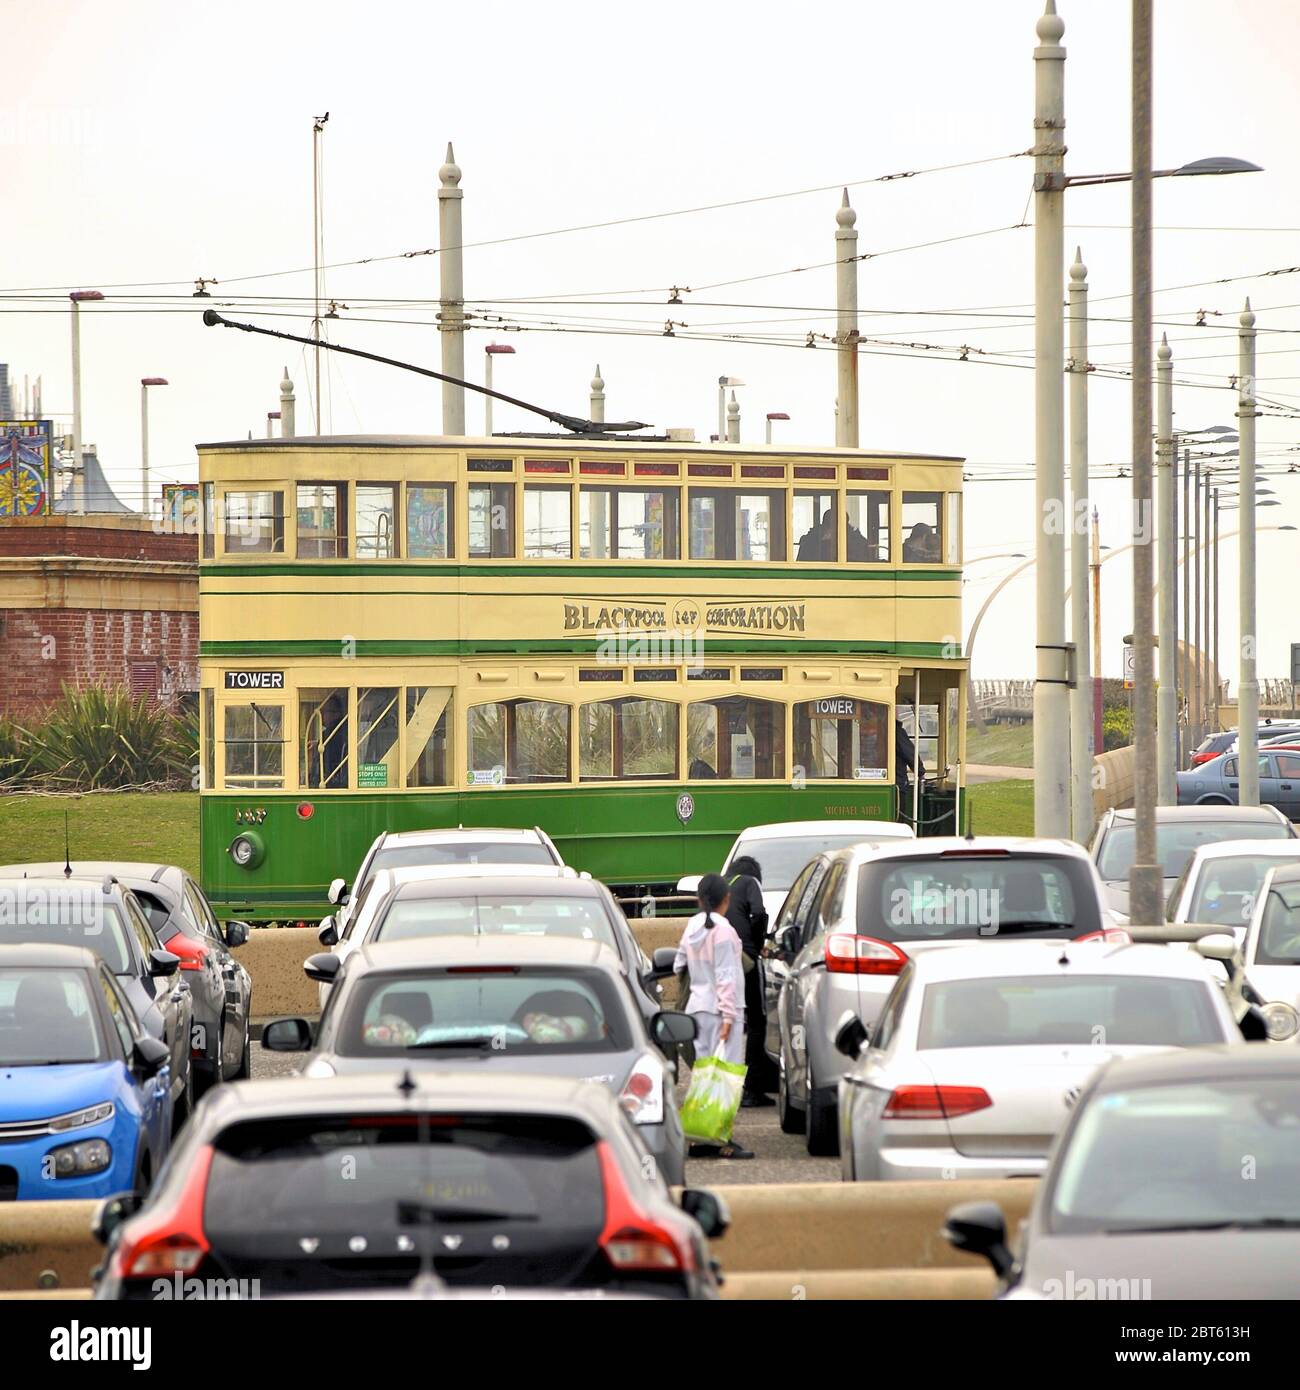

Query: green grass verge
left=965, top=779, right=1035, bottom=837
left=965, top=722, right=1034, bottom=768
left=0, top=792, right=200, bottom=878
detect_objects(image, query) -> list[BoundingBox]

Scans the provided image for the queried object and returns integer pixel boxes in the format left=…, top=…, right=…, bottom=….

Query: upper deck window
left=523, top=484, right=572, bottom=558
left=356, top=484, right=399, bottom=559
left=688, top=489, right=786, bottom=561
left=901, top=492, right=944, bottom=563
left=407, top=484, right=452, bottom=559
left=578, top=486, right=679, bottom=560
left=297, top=483, right=347, bottom=559
left=945, top=493, right=962, bottom=565
left=201, top=483, right=216, bottom=559
left=224, top=490, right=284, bottom=555
left=469, top=482, right=514, bottom=558
left=793, top=490, right=837, bottom=562
left=847, top=490, right=890, bottom=562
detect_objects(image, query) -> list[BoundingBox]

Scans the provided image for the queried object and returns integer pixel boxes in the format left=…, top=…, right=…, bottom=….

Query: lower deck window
left=405, top=687, right=451, bottom=787
left=224, top=703, right=285, bottom=788
left=468, top=699, right=570, bottom=784
left=794, top=697, right=889, bottom=781
left=579, top=698, right=678, bottom=780
left=300, top=688, right=349, bottom=789
left=357, top=688, right=399, bottom=789
left=687, top=696, right=784, bottom=779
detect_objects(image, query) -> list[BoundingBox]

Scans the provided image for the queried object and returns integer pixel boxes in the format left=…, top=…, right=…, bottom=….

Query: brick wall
left=0, top=518, right=196, bottom=563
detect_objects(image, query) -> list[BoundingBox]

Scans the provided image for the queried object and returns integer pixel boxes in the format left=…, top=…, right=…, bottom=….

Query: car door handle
left=1281, top=783, right=1293, bottom=791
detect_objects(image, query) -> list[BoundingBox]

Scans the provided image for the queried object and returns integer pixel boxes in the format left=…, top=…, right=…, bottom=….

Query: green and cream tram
left=197, top=434, right=969, bottom=922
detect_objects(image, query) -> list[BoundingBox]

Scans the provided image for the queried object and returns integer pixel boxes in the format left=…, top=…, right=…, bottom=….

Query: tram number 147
left=234, top=808, right=267, bottom=825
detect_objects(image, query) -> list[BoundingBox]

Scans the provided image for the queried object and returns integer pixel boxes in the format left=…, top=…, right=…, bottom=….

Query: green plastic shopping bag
left=680, top=1056, right=748, bottom=1144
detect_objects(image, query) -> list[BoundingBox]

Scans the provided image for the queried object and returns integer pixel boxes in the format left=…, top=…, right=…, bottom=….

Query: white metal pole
left=590, top=365, right=605, bottom=424
left=717, top=380, right=725, bottom=444
left=484, top=351, right=493, bottom=436
left=726, top=392, right=740, bottom=444
left=438, top=143, right=466, bottom=435
left=280, top=367, right=296, bottom=439
left=1032, top=1, right=1070, bottom=837
left=835, top=190, right=859, bottom=448
left=1068, top=248, right=1093, bottom=840
left=1238, top=300, right=1260, bottom=804
left=70, top=300, right=84, bottom=514
left=766, top=417, right=773, bottom=445
left=1156, top=334, right=1177, bottom=802
left=913, top=671, right=922, bottom=828
left=140, top=384, right=150, bottom=520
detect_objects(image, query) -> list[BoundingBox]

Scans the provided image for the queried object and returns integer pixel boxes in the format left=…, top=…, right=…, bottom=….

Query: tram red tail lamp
left=296, top=802, right=315, bottom=820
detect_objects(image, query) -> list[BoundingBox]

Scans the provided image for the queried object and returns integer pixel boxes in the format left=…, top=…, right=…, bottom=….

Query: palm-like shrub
left=20, top=684, right=188, bottom=789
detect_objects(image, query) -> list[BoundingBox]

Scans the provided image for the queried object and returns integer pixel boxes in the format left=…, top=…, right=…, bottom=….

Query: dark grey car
left=946, top=1047, right=1300, bottom=1299
left=265, top=934, right=695, bottom=1183
left=0, top=862, right=253, bottom=1095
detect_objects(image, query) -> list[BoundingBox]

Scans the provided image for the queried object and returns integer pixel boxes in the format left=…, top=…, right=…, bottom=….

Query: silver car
left=1238, top=862, right=1300, bottom=1040
left=835, top=938, right=1244, bottom=1182
left=1164, top=839, right=1300, bottom=943
left=765, top=836, right=1113, bottom=1156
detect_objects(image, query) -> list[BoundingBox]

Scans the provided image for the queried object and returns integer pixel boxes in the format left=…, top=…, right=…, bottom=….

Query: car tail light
left=1191, top=751, right=1216, bottom=766
left=113, top=1144, right=214, bottom=1280
left=825, top=934, right=907, bottom=975
left=596, top=1141, right=692, bottom=1273
left=167, top=935, right=210, bottom=973
left=619, top=1055, right=664, bottom=1125
left=883, top=1085, right=992, bottom=1119
left=1073, top=929, right=1132, bottom=945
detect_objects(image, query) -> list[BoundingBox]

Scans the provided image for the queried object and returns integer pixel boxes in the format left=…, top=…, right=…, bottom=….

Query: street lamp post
left=1237, top=301, right=1260, bottom=805
left=1068, top=250, right=1093, bottom=838
left=140, top=378, right=169, bottom=520
left=68, top=290, right=104, bottom=514
left=765, top=412, right=790, bottom=445
left=1156, top=336, right=1176, bottom=803
left=483, top=343, right=515, bottom=435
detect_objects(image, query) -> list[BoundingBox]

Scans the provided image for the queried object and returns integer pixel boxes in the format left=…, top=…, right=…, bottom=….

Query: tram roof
left=198, top=433, right=964, bottom=464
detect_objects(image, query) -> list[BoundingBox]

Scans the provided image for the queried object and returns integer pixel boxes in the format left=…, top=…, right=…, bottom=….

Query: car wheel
left=777, top=1061, right=804, bottom=1135
left=805, top=1063, right=840, bottom=1157
left=235, top=1015, right=251, bottom=1079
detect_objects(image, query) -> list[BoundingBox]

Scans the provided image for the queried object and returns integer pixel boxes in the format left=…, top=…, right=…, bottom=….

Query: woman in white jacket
left=674, top=873, right=753, bottom=1159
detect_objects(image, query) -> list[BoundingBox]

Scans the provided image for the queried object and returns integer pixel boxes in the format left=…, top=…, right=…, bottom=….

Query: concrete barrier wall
left=1092, top=744, right=1136, bottom=819
left=721, top=1269, right=996, bottom=1300
left=0, top=1200, right=101, bottom=1292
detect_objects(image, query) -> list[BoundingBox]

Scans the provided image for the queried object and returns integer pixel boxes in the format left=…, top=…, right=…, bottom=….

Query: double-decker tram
left=197, top=431, right=969, bottom=922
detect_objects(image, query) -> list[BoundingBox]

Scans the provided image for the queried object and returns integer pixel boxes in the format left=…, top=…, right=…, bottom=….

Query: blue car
left=0, top=943, right=173, bottom=1201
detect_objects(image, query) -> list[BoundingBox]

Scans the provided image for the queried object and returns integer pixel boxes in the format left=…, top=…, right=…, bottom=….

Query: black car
left=93, top=1071, right=728, bottom=1299
left=945, top=1047, right=1300, bottom=1299
left=0, top=862, right=252, bottom=1095
left=0, top=876, right=193, bottom=1123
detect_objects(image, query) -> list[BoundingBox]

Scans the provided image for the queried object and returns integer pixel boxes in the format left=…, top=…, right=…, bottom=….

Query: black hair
left=730, top=855, right=762, bottom=882
left=698, top=872, right=730, bottom=913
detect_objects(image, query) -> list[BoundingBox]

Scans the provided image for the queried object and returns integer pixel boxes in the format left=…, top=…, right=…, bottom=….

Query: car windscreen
left=0, top=967, right=105, bottom=1065
left=916, top=974, right=1225, bottom=1050
left=204, top=1114, right=604, bottom=1238
left=367, top=842, right=555, bottom=886
left=1256, top=880, right=1300, bottom=966
left=0, top=887, right=132, bottom=973
left=1187, top=854, right=1299, bottom=929
left=374, top=895, right=618, bottom=951
left=1098, top=820, right=1292, bottom=881
left=1049, top=1078, right=1300, bottom=1234
left=733, top=834, right=899, bottom=892
left=336, top=967, right=632, bottom=1055
left=856, top=854, right=1100, bottom=939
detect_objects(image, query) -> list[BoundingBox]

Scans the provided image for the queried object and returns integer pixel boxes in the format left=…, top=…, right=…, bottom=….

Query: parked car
left=1091, top=805, right=1296, bottom=922
left=1238, top=863, right=1300, bottom=1039
left=327, top=826, right=564, bottom=938
left=1163, top=840, right=1300, bottom=942
left=1190, top=721, right=1300, bottom=767
left=0, top=876, right=193, bottom=1123
left=835, top=937, right=1247, bottom=1183
left=945, top=1047, right=1300, bottom=1298
left=92, top=1071, right=728, bottom=1299
left=0, top=944, right=173, bottom=1200
left=265, top=934, right=695, bottom=1182
left=0, top=861, right=252, bottom=1094
left=677, top=819, right=916, bottom=921
left=1175, top=749, right=1300, bottom=819
left=764, top=836, right=1112, bottom=1155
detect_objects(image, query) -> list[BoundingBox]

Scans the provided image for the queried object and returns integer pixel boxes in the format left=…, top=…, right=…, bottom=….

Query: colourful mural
left=0, top=420, right=53, bottom=517
left=162, top=482, right=200, bottom=531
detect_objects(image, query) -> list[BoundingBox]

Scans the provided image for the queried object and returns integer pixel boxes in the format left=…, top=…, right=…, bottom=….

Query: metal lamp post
left=483, top=343, right=515, bottom=435
left=68, top=289, right=105, bottom=514
left=1237, top=301, right=1260, bottom=804
left=140, top=377, right=168, bottom=520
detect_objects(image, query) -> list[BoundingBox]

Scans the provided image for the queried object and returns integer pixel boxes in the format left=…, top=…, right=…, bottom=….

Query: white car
left=1164, top=839, right=1300, bottom=945
left=326, top=826, right=564, bottom=939
left=835, top=937, right=1247, bottom=1182
left=1239, top=862, right=1300, bottom=1041
left=677, top=819, right=915, bottom=922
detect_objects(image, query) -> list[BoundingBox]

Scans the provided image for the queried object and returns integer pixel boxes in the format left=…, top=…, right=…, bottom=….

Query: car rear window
left=1098, top=820, right=1293, bottom=881
left=732, top=834, right=898, bottom=892
left=916, top=975, right=1225, bottom=1050
left=337, top=968, right=631, bottom=1055
left=204, top=1113, right=604, bottom=1237
left=368, top=842, right=555, bottom=884
left=0, top=967, right=104, bottom=1065
left=374, top=895, right=617, bottom=950
left=1187, top=854, right=1299, bottom=928
left=856, top=854, right=1100, bottom=939
left=0, top=887, right=132, bottom=974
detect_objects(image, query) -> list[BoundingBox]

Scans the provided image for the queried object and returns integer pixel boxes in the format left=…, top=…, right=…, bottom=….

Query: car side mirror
left=647, top=946, right=679, bottom=981
left=262, top=1016, right=314, bottom=1052
left=651, top=1011, right=697, bottom=1047
left=92, top=1191, right=142, bottom=1246
left=1239, top=1003, right=1270, bottom=1043
left=943, top=1200, right=1014, bottom=1279
left=133, top=1035, right=170, bottom=1079
left=833, top=1010, right=870, bottom=1059
left=148, top=949, right=180, bottom=978
left=778, top=924, right=800, bottom=959
left=303, top=952, right=343, bottom=983
left=317, top=915, right=339, bottom=948
left=680, top=1187, right=730, bottom=1240
left=223, top=920, right=250, bottom=949
left=327, top=877, right=349, bottom=906
left=676, top=874, right=702, bottom=895
left=1195, top=932, right=1238, bottom=965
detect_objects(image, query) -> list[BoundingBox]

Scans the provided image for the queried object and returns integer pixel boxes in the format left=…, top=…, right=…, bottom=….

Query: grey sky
left=4, top=0, right=1298, bottom=682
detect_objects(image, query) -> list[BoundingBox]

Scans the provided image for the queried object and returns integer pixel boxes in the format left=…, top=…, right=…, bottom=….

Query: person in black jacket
left=895, top=718, right=925, bottom=825
left=726, top=855, right=779, bottom=1105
